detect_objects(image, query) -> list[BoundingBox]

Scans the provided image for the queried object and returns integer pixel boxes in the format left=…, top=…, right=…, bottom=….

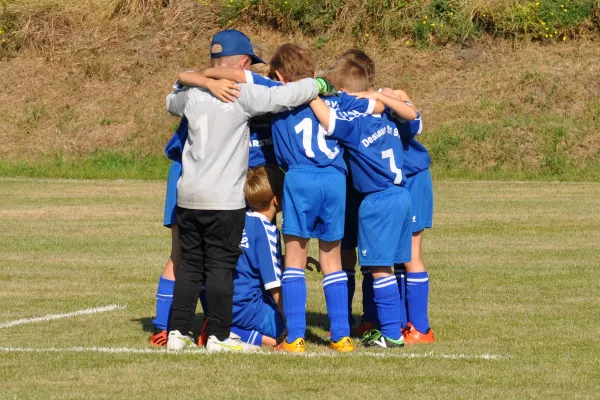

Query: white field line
left=0, top=346, right=507, bottom=360
left=0, top=304, right=127, bottom=329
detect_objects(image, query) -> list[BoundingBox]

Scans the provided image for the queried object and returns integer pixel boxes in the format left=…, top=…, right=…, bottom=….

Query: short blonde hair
left=324, top=58, right=370, bottom=93
left=251, top=43, right=271, bottom=76
left=245, top=166, right=285, bottom=211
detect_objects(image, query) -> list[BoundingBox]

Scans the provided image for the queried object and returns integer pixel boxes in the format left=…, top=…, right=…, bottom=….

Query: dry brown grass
left=0, top=0, right=599, bottom=177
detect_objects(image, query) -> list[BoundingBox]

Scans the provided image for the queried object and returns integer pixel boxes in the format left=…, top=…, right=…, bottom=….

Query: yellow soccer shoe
left=330, top=336, right=355, bottom=353
left=273, top=337, right=306, bottom=353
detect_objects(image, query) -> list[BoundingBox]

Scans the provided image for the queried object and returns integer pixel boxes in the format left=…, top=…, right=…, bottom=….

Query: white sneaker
left=166, top=330, right=197, bottom=351
left=206, top=333, right=261, bottom=353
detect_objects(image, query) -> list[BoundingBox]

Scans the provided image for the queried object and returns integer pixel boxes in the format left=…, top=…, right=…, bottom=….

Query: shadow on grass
left=136, top=311, right=359, bottom=344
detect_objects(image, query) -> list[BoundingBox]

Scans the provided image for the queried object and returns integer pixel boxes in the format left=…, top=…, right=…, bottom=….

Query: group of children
left=150, top=29, right=434, bottom=352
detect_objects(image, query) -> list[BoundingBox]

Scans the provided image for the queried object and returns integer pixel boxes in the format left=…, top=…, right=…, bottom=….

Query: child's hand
left=349, top=91, right=380, bottom=100
left=381, top=88, right=401, bottom=99
left=206, top=79, right=241, bottom=103
left=305, top=256, right=322, bottom=273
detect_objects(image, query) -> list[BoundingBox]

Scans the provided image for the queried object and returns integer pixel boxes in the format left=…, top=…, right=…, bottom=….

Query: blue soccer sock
left=345, top=269, right=356, bottom=328
left=230, top=326, right=263, bottom=346
left=361, top=268, right=378, bottom=324
left=373, top=275, right=403, bottom=341
left=152, top=275, right=174, bottom=331
left=282, top=268, right=307, bottom=342
left=394, top=264, right=408, bottom=329
left=323, top=271, right=350, bottom=342
left=406, top=271, right=431, bottom=333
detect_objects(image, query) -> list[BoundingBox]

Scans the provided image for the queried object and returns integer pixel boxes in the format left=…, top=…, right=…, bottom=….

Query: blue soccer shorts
left=358, top=186, right=412, bottom=266
left=282, top=165, right=346, bottom=242
left=163, top=160, right=182, bottom=228
left=405, top=168, right=434, bottom=233
left=233, top=297, right=285, bottom=339
left=341, top=179, right=363, bottom=250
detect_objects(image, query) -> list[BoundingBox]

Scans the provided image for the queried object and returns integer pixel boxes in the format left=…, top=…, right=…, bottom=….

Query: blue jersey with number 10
left=328, top=111, right=407, bottom=194
left=254, top=81, right=372, bottom=172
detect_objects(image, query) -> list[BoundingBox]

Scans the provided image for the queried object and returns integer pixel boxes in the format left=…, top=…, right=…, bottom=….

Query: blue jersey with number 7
left=326, top=111, right=407, bottom=194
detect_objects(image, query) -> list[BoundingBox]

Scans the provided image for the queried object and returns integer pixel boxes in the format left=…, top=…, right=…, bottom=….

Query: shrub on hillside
left=218, top=0, right=600, bottom=44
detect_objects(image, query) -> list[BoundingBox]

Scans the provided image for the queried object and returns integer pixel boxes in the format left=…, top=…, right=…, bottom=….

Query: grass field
left=1, top=177, right=599, bottom=399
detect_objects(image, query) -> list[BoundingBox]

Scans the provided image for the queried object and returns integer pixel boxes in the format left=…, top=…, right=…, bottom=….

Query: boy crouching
left=229, top=166, right=286, bottom=347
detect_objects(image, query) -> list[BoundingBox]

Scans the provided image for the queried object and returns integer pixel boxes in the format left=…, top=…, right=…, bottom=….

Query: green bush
left=218, top=0, right=599, bottom=44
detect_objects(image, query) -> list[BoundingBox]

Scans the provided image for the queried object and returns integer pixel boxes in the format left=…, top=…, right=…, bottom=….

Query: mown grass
left=0, top=152, right=171, bottom=180
left=1, top=178, right=599, bottom=398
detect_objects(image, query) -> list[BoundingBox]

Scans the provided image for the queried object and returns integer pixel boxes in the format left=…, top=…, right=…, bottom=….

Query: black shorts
left=176, top=207, right=245, bottom=271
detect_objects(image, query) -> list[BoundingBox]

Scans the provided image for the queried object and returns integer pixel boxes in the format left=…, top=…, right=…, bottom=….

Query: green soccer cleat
left=360, top=329, right=404, bottom=348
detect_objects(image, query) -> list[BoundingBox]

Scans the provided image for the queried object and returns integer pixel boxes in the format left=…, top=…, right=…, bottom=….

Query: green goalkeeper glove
left=315, top=77, right=339, bottom=97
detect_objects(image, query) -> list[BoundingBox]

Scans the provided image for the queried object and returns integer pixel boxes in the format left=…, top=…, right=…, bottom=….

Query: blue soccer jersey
left=248, top=116, right=277, bottom=167
left=394, top=112, right=431, bottom=177
left=164, top=118, right=188, bottom=162
left=247, top=71, right=374, bottom=172
left=244, top=71, right=280, bottom=167
left=327, top=111, right=407, bottom=193
left=232, top=211, right=283, bottom=328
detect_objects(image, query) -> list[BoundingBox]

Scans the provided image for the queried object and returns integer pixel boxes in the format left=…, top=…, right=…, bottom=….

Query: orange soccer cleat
left=403, top=322, right=435, bottom=344
left=149, top=329, right=168, bottom=347
left=198, top=318, right=209, bottom=347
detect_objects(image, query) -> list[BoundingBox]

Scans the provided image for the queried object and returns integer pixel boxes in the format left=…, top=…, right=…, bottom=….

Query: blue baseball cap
left=210, top=30, right=264, bottom=65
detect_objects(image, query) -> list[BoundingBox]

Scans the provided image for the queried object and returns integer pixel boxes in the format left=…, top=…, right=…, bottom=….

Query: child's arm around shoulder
left=177, top=69, right=241, bottom=103
left=237, top=78, right=318, bottom=119
left=351, top=91, right=417, bottom=121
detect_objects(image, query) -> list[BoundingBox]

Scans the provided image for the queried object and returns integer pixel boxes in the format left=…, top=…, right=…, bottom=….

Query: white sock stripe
left=282, top=276, right=305, bottom=281
left=282, top=274, right=305, bottom=279
left=323, top=272, right=346, bottom=282
left=322, top=277, right=348, bottom=287
left=374, top=276, right=397, bottom=285
left=156, top=294, right=173, bottom=298
left=283, top=272, right=306, bottom=278
left=249, top=331, right=258, bottom=345
left=406, top=277, right=429, bottom=283
left=373, top=280, right=398, bottom=289
left=283, top=270, right=305, bottom=276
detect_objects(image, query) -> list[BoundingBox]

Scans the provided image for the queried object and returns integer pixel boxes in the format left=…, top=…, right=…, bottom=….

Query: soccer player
left=385, top=88, right=435, bottom=344
left=229, top=166, right=286, bottom=347
left=164, top=30, right=325, bottom=352
left=330, top=50, right=378, bottom=336
left=268, top=44, right=381, bottom=353
left=149, top=41, right=268, bottom=348
left=309, top=61, right=418, bottom=348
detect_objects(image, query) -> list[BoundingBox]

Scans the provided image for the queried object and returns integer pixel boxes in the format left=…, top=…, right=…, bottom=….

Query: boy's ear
left=272, top=196, right=280, bottom=209
left=275, top=70, right=286, bottom=84
left=240, top=56, right=251, bottom=70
